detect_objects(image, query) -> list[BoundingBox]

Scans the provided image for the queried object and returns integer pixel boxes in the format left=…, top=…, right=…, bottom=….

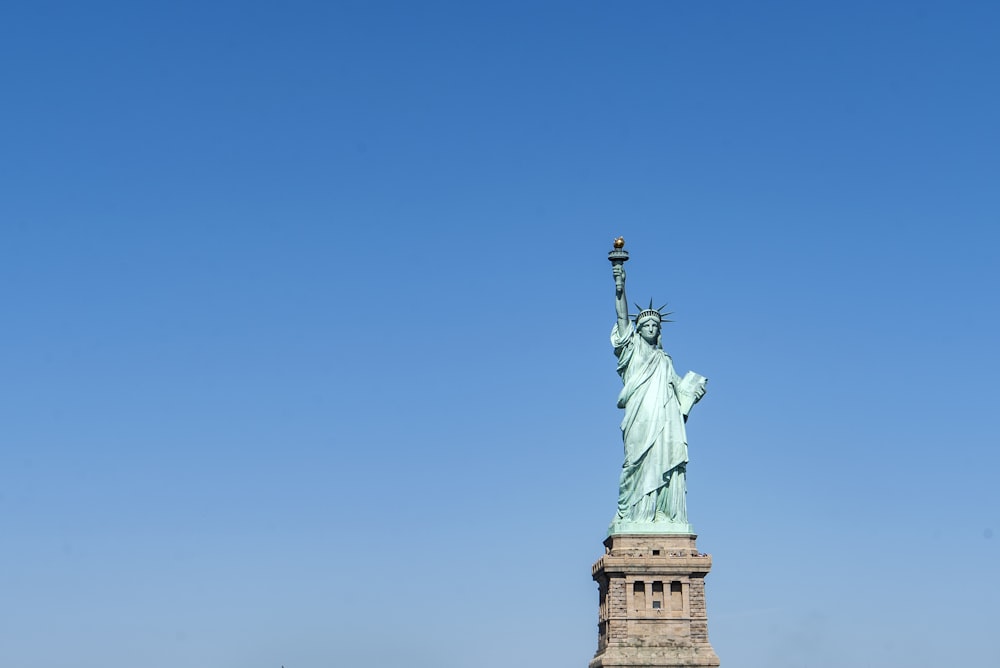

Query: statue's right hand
left=612, top=264, right=626, bottom=288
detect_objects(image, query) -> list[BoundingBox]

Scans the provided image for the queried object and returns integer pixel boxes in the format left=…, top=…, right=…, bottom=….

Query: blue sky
left=1, top=2, right=998, bottom=667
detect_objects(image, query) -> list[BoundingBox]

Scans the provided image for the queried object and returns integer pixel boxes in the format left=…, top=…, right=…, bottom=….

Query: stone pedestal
left=590, top=534, right=720, bottom=668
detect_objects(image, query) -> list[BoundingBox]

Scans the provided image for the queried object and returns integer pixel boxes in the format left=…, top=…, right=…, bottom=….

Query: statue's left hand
left=694, top=381, right=707, bottom=401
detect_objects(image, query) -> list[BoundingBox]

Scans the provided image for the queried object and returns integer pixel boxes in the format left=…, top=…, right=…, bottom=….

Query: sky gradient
left=2, top=2, right=998, bottom=667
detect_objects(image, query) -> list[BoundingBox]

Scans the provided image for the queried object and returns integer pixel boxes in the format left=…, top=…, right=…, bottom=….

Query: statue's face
left=639, top=320, right=660, bottom=344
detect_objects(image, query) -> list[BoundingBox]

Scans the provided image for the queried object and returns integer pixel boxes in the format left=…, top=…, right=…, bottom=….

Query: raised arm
left=612, top=263, right=629, bottom=335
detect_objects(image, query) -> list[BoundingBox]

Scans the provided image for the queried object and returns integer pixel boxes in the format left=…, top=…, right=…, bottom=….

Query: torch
left=608, top=236, right=628, bottom=292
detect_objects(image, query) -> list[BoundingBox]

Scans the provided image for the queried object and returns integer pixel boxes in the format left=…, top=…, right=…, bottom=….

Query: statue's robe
left=612, top=323, right=706, bottom=522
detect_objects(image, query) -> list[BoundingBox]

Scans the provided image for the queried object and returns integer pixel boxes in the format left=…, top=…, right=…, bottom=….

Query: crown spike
left=631, top=298, right=676, bottom=327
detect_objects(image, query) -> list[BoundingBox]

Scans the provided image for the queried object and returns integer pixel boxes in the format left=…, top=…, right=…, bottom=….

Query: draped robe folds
left=611, top=322, right=705, bottom=523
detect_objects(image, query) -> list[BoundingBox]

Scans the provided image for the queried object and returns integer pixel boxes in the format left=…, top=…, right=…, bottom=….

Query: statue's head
left=633, top=300, right=673, bottom=348
left=637, top=317, right=661, bottom=345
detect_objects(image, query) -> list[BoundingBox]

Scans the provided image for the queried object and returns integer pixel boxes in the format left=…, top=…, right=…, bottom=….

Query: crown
left=630, top=299, right=674, bottom=325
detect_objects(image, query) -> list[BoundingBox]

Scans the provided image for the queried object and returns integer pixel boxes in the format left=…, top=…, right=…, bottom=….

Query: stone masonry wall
left=608, top=579, right=628, bottom=643
left=689, top=578, right=708, bottom=643
left=591, top=534, right=720, bottom=666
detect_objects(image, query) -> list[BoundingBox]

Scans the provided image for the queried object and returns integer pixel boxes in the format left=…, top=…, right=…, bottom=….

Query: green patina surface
left=609, top=247, right=707, bottom=536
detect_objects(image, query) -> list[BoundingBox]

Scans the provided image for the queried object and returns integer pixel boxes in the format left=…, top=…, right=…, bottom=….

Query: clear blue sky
left=2, top=2, right=998, bottom=667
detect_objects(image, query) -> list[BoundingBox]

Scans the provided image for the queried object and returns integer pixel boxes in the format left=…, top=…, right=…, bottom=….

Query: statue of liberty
left=609, top=239, right=707, bottom=534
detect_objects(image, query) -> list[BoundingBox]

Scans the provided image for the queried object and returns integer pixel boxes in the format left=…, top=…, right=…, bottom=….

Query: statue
left=608, top=238, right=707, bottom=534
